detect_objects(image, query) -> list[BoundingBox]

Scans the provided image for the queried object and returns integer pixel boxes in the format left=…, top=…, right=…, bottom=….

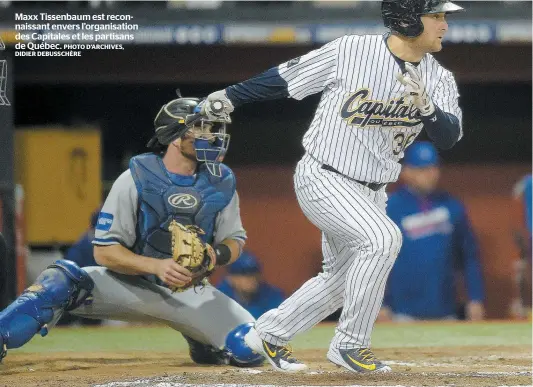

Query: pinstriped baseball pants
left=255, top=153, right=402, bottom=349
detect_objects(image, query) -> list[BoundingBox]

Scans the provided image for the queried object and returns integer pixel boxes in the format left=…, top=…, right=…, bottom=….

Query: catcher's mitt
left=168, top=220, right=215, bottom=292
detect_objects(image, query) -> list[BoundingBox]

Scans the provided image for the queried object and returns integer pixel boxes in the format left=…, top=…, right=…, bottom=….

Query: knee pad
left=225, top=322, right=263, bottom=366
left=0, top=259, right=94, bottom=355
left=48, top=260, right=94, bottom=311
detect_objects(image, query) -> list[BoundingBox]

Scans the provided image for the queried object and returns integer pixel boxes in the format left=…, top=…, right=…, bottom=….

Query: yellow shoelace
left=279, top=344, right=295, bottom=359
left=357, top=348, right=376, bottom=362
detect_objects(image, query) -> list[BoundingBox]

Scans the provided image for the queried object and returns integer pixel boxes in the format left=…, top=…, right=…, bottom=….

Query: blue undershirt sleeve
left=421, top=106, right=461, bottom=150
left=225, top=67, right=289, bottom=107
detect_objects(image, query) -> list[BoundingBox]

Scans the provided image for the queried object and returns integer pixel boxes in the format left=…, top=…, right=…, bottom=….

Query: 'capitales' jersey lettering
left=340, top=89, right=421, bottom=128
left=277, top=34, right=462, bottom=183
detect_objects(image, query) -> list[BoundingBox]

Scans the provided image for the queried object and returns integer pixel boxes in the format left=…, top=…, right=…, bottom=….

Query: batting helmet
left=382, top=0, right=464, bottom=38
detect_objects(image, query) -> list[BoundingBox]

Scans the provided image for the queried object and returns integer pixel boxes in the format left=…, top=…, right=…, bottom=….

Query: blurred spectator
left=513, top=174, right=532, bottom=236
left=378, top=142, right=485, bottom=322
left=64, top=208, right=101, bottom=268
left=216, top=251, right=284, bottom=319
left=58, top=208, right=102, bottom=326
left=510, top=174, right=532, bottom=319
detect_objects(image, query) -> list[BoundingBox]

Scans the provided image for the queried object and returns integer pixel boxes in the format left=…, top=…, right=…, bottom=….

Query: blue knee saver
left=0, top=259, right=94, bottom=358
left=225, top=322, right=264, bottom=366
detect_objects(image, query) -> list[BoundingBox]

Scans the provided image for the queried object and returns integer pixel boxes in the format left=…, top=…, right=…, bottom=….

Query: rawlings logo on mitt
left=168, top=220, right=215, bottom=292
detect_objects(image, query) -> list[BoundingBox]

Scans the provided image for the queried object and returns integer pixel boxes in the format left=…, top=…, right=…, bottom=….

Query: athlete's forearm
left=421, top=105, right=461, bottom=150
left=225, top=67, right=289, bottom=107
left=94, top=244, right=158, bottom=276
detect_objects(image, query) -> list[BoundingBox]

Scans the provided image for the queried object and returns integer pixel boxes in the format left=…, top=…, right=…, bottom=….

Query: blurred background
left=0, top=1, right=530, bottom=321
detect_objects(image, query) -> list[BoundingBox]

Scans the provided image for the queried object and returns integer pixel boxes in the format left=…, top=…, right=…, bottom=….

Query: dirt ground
left=0, top=346, right=531, bottom=387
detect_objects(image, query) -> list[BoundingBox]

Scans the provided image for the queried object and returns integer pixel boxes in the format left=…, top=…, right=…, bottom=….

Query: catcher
left=0, top=96, right=263, bottom=367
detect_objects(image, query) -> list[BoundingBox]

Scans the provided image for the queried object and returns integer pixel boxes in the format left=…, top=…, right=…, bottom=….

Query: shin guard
left=0, top=259, right=94, bottom=360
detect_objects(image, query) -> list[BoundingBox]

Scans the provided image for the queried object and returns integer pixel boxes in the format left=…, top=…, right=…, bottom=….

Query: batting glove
left=396, top=63, right=435, bottom=117
left=203, top=89, right=234, bottom=123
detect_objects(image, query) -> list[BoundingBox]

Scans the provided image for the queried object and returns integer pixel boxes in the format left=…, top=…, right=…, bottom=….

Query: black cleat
left=244, top=327, right=307, bottom=372
left=183, top=335, right=230, bottom=365
left=327, top=347, right=391, bottom=373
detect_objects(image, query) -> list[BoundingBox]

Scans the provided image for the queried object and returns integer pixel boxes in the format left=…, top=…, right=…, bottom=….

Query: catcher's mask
left=188, top=105, right=230, bottom=177
left=381, top=0, right=464, bottom=38
left=147, top=97, right=230, bottom=177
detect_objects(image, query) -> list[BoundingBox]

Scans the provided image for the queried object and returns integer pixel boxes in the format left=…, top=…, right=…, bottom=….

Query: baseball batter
left=201, top=0, right=464, bottom=373
left=0, top=97, right=263, bottom=367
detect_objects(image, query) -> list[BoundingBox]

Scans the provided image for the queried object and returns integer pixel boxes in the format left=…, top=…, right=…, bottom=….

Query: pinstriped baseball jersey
left=277, top=34, right=462, bottom=183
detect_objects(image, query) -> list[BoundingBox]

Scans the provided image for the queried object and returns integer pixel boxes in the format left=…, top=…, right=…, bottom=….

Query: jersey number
left=393, top=133, right=417, bottom=155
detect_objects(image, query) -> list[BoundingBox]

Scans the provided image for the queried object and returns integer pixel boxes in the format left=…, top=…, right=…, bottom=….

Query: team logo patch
left=96, top=212, right=114, bottom=231
left=287, top=57, right=301, bottom=68
left=401, top=207, right=452, bottom=240
left=340, top=88, right=420, bottom=128
left=168, top=193, right=198, bottom=209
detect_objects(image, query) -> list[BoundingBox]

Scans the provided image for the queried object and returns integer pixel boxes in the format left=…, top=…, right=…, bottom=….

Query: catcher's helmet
left=148, top=97, right=230, bottom=177
left=148, top=97, right=201, bottom=149
left=382, top=0, right=464, bottom=38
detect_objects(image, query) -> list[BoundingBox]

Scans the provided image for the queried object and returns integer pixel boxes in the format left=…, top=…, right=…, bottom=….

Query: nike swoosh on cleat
left=346, top=354, right=376, bottom=371
left=263, top=342, right=277, bottom=357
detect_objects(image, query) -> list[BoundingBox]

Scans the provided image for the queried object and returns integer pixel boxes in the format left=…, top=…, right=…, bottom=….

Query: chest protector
left=130, top=153, right=236, bottom=259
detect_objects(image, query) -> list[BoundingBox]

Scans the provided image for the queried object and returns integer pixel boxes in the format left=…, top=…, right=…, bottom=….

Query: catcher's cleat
left=327, top=347, right=391, bottom=373
left=183, top=335, right=230, bottom=365
left=244, top=327, right=307, bottom=372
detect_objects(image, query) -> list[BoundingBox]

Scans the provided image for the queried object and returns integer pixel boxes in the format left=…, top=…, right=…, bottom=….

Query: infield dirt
left=1, top=345, right=531, bottom=387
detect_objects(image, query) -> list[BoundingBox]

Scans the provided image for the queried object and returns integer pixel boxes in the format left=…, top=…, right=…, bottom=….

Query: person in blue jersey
left=64, top=208, right=101, bottom=268
left=513, top=174, right=532, bottom=239
left=217, top=251, right=285, bottom=319
left=510, top=174, right=532, bottom=319
left=0, top=96, right=263, bottom=367
left=379, top=141, right=485, bottom=321
left=58, top=208, right=103, bottom=326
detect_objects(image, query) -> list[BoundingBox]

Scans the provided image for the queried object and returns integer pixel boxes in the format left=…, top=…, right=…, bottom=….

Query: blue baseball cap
left=227, top=251, right=261, bottom=275
left=403, top=141, right=439, bottom=168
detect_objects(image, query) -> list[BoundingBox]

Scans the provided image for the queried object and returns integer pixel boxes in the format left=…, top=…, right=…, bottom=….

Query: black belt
left=321, top=164, right=386, bottom=192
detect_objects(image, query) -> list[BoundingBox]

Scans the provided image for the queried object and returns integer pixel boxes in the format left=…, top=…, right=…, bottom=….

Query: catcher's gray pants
left=70, top=266, right=254, bottom=348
